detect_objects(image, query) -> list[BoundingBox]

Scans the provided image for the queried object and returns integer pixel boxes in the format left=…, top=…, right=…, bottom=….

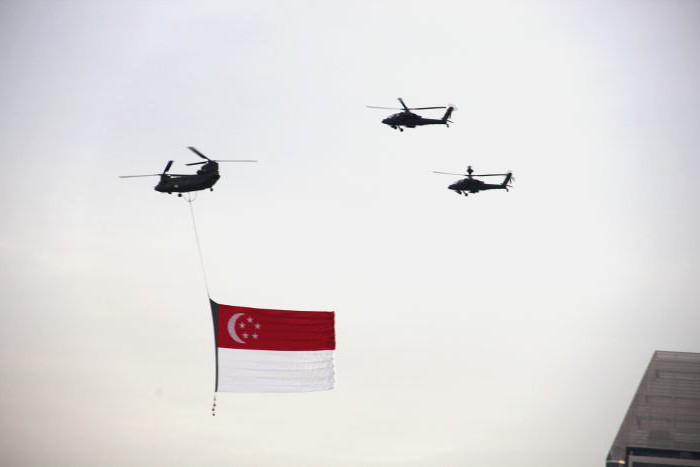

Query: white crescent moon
left=227, top=313, right=247, bottom=344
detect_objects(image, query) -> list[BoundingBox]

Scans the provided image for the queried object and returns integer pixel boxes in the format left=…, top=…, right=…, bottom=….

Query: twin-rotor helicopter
left=120, top=147, right=256, bottom=196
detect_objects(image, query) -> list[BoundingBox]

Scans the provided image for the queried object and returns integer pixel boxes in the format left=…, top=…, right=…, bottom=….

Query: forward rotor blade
left=398, top=98, right=408, bottom=110
left=472, top=173, right=509, bottom=177
left=163, top=160, right=173, bottom=173
left=367, top=106, right=403, bottom=110
left=408, top=106, right=447, bottom=110
left=187, top=146, right=210, bottom=160
left=119, top=174, right=161, bottom=178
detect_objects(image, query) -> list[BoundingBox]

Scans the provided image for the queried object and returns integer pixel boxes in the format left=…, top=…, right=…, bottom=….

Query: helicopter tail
left=441, top=106, right=455, bottom=124
left=501, top=173, right=513, bottom=191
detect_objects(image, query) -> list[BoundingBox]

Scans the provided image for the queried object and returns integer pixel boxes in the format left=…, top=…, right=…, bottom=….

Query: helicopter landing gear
left=210, top=188, right=213, bottom=191
left=177, top=193, right=182, bottom=197
left=398, top=127, right=404, bottom=132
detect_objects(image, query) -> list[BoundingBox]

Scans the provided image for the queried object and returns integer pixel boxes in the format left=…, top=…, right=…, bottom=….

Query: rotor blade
left=433, top=171, right=467, bottom=176
left=472, top=173, right=510, bottom=177
left=214, top=159, right=257, bottom=163
left=367, top=106, right=403, bottom=110
left=163, top=160, right=173, bottom=173
left=187, top=146, right=210, bottom=160
left=398, top=98, right=408, bottom=110
left=186, top=159, right=257, bottom=165
left=119, top=174, right=161, bottom=178
left=407, top=106, right=447, bottom=110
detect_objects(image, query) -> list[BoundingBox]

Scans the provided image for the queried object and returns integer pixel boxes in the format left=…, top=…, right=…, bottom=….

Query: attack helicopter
left=119, top=147, right=256, bottom=196
left=367, top=98, right=455, bottom=131
left=433, top=166, right=513, bottom=197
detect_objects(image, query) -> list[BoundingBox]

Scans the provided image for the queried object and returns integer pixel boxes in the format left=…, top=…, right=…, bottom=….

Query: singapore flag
left=209, top=300, right=336, bottom=393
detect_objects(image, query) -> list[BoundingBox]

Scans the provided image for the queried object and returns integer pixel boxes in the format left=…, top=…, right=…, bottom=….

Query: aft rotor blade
left=119, top=174, right=161, bottom=178
left=185, top=161, right=207, bottom=166
left=367, top=106, right=403, bottom=110
left=215, top=159, right=257, bottom=163
left=187, top=146, right=210, bottom=160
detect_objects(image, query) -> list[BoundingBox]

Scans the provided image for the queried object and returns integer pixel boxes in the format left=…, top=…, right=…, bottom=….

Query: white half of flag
left=218, top=349, right=334, bottom=393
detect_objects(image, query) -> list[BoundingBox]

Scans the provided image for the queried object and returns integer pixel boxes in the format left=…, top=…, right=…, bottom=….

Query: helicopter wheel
left=210, top=188, right=213, bottom=191
left=177, top=193, right=182, bottom=197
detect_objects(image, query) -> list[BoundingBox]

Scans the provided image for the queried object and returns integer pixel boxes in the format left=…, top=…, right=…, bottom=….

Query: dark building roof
left=607, top=351, right=700, bottom=466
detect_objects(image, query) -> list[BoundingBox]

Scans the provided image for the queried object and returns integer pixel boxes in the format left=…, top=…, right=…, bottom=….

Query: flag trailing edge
left=210, top=300, right=336, bottom=393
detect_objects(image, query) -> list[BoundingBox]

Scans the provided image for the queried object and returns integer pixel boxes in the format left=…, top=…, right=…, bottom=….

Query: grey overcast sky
left=1, top=1, right=699, bottom=465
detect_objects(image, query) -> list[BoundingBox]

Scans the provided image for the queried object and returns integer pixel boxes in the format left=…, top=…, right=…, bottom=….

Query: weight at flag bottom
left=210, top=300, right=335, bottom=393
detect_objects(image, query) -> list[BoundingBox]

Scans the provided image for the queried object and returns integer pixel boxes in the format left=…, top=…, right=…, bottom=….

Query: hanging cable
left=186, top=194, right=211, bottom=298
left=184, top=193, right=218, bottom=415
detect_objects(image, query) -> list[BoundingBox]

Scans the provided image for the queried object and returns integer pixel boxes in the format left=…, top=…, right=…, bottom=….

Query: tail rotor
left=502, top=171, right=514, bottom=191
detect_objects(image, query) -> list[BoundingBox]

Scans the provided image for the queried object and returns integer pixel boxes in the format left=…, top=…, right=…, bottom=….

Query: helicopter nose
left=448, top=183, right=457, bottom=190
left=381, top=118, right=390, bottom=124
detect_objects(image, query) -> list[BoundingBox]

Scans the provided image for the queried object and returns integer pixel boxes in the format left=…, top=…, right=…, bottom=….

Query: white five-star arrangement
left=237, top=316, right=261, bottom=340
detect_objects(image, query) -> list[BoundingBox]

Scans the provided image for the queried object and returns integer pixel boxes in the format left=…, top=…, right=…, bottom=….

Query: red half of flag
left=214, top=303, right=335, bottom=351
